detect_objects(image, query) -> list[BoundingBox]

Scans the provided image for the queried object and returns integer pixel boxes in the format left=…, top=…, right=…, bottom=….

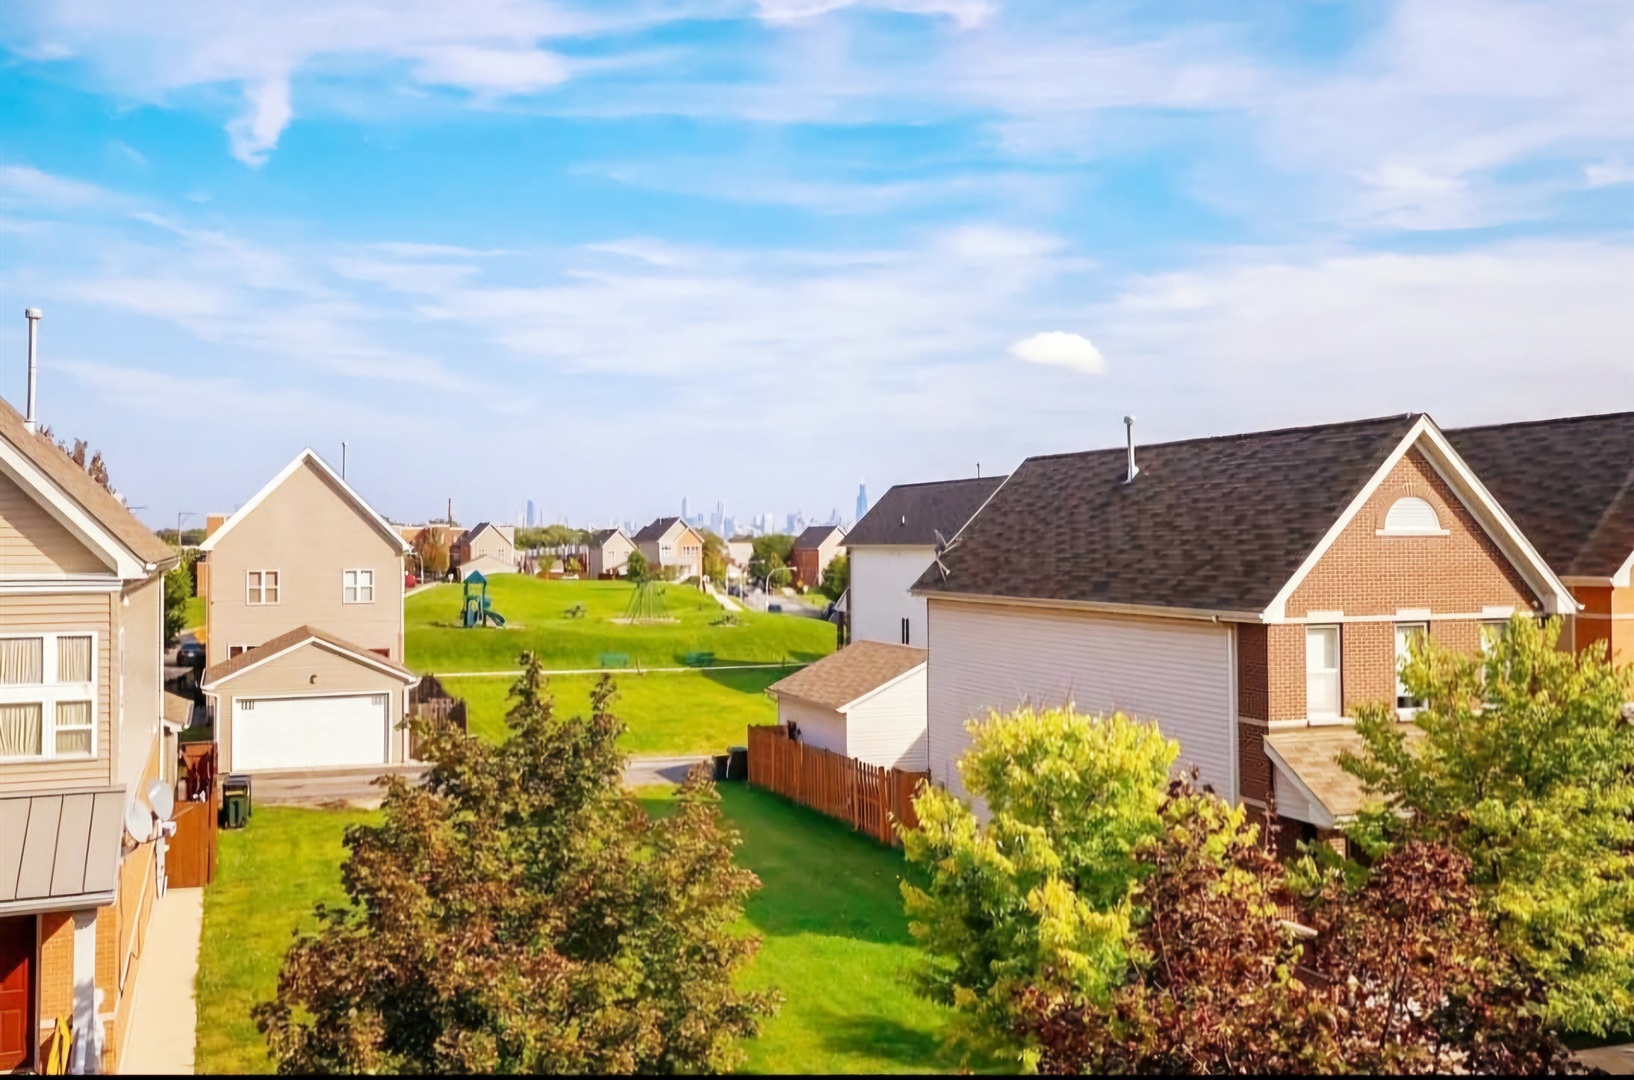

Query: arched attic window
left=1382, top=495, right=1443, bottom=535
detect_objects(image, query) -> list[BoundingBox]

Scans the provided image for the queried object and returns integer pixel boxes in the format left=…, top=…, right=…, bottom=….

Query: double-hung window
left=343, top=569, right=376, bottom=604
left=1306, top=625, right=1342, bottom=720
left=1479, top=620, right=1508, bottom=656
left=1395, top=623, right=1428, bottom=711
left=0, top=633, right=97, bottom=760
left=247, top=569, right=281, bottom=605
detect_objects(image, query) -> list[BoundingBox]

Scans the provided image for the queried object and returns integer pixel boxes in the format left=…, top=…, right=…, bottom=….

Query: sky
left=0, top=0, right=1631, bottom=532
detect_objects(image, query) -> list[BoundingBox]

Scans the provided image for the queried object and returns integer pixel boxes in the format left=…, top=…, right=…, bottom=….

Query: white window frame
left=1378, top=495, right=1449, bottom=536
left=1395, top=622, right=1428, bottom=714
left=0, top=631, right=99, bottom=762
left=1305, top=625, right=1343, bottom=721
left=1479, top=620, right=1508, bottom=656
left=343, top=568, right=376, bottom=604
left=246, top=568, right=281, bottom=605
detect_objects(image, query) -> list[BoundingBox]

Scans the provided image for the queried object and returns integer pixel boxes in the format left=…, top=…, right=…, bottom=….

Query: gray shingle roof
left=1447, top=412, right=1634, bottom=579
left=847, top=476, right=1007, bottom=547
left=633, top=516, right=682, bottom=542
left=916, top=414, right=1423, bottom=613
left=793, top=524, right=845, bottom=550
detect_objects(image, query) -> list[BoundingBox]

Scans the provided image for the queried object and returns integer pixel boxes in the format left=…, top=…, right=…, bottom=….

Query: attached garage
left=201, top=625, right=419, bottom=774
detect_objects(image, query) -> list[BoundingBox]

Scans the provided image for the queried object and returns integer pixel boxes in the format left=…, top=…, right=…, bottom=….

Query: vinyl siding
left=117, top=574, right=165, bottom=797
left=589, top=535, right=634, bottom=577
left=776, top=697, right=849, bottom=758
left=850, top=545, right=935, bottom=646
left=0, top=472, right=108, bottom=575
left=461, top=526, right=515, bottom=566
left=845, top=667, right=928, bottom=770
left=204, top=459, right=405, bottom=668
left=0, top=592, right=116, bottom=794
left=926, top=598, right=1235, bottom=806
left=210, top=640, right=409, bottom=772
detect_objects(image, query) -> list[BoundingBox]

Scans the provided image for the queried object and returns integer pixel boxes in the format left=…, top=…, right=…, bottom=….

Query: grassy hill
left=405, top=576, right=836, bottom=674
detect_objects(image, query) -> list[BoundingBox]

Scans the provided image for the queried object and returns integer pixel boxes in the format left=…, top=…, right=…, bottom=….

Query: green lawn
left=445, top=668, right=781, bottom=754
left=196, top=806, right=377, bottom=1075
left=195, top=788, right=969, bottom=1074
left=406, top=576, right=835, bottom=674
left=182, top=596, right=205, bottom=631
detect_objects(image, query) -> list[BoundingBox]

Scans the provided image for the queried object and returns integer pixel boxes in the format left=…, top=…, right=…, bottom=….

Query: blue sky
left=1, top=0, right=1631, bottom=531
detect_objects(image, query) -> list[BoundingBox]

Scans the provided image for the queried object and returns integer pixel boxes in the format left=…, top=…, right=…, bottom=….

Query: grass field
left=405, top=576, right=835, bottom=674
left=195, top=789, right=967, bottom=1075
left=445, top=667, right=781, bottom=754
left=182, top=596, right=204, bottom=631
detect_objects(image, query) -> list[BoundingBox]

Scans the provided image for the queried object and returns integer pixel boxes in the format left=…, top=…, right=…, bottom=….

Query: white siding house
left=925, top=598, right=1236, bottom=803
left=768, top=641, right=929, bottom=771
left=849, top=545, right=937, bottom=646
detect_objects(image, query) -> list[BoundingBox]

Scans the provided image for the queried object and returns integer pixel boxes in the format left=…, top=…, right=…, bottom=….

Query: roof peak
left=1027, top=413, right=1423, bottom=464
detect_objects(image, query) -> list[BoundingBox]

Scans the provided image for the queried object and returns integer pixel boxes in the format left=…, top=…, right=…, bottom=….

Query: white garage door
left=234, top=693, right=390, bottom=771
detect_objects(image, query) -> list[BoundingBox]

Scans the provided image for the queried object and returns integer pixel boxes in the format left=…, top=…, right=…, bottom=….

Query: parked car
left=404, top=571, right=419, bottom=588
left=176, top=641, right=206, bottom=668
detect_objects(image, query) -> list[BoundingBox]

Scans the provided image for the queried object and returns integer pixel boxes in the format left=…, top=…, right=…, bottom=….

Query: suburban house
left=767, top=641, right=929, bottom=770
left=587, top=528, right=635, bottom=579
left=452, top=522, right=518, bottom=581
left=912, top=414, right=1576, bottom=849
left=195, top=449, right=420, bottom=774
left=0, top=396, right=177, bottom=1073
left=1448, top=411, right=1634, bottom=664
left=790, top=524, right=847, bottom=589
left=633, top=517, right=704, bottom=581
left=727, top=536, right=755, bottom=577
left=846, top=475, right=1005, bottom=647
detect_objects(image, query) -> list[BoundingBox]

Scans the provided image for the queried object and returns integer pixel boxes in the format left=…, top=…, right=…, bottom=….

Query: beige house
left=633, top=517, right=704, bottom=580
left=767, top=642, right=928, bottom=770
left=588, top=528, right=635, bottom=578
left=196, top=449, right=419, bottom=774
left=453, top=522, right=517, bottom=575
left=0, top=395, right=177, bottom=1073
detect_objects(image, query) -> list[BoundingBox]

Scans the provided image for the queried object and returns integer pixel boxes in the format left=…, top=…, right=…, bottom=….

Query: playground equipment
left=460, top=570, right=507, bottom=628
left=623, top=579, right=670, bottom=625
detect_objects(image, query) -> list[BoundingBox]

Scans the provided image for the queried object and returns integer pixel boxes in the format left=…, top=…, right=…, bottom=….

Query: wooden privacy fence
left=168, top=742, right=218, bottom=888
left=746, top=725, right=928, bottom=847
left=409, top=674, right=470, bottom=760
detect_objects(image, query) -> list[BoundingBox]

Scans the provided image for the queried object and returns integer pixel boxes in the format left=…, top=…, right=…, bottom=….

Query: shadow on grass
left=814, top=1011, right=951, bottom=1072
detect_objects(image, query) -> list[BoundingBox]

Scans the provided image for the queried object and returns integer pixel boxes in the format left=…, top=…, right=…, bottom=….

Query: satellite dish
left=124, top=801, right=153, bottom=844
left=145, top=778, right=175, bottom=821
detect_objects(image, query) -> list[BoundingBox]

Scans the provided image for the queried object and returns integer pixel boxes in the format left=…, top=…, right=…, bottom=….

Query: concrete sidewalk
left=625, top=755, right=711, bottom=787
left=121, top=886, right=203, bottom=1075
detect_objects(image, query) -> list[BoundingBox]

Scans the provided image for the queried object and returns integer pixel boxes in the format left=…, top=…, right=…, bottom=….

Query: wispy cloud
left=0, top=166, right=121, bottom=209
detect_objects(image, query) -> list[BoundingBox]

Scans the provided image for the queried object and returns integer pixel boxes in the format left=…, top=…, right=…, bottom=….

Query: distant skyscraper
left=526, top=499, right=535, bottom=528
left=681, top=496, right=689, bottom=522
left=856, top=482, right=868, bottom=522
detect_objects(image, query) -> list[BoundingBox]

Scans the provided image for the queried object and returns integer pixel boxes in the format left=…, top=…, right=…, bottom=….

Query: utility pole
left=176, top=511, right=193, bottom=547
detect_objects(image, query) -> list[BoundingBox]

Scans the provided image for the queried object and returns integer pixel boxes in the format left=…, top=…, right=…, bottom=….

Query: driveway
left=239, top=757, right=710, bottom=808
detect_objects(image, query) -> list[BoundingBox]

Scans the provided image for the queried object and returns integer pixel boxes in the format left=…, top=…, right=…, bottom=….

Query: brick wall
left=35, top=913, right=73, bottom=1063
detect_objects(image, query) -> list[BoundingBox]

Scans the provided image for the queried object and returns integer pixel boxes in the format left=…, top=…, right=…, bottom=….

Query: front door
left=0, top=916, right=35, bottom=1071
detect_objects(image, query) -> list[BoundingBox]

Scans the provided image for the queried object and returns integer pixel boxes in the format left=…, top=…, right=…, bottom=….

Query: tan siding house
left=588, top=529, right=635, bottom=578
left=0, top=394, right=176, bottom=1073
left=633, top=517, right=703, bottom=580
left=452, top=523, right=516, bottom=573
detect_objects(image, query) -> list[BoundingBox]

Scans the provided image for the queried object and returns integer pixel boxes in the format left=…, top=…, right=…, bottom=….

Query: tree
left=1340, top=614, right=1634, bottom=1035
left=1023, top=783, right=1577, bottom=1075
left=254, top=656, right=779, bottom=1074
left=699, top=530, right=728, bottom=584
left=415, top=526, right=450, bottom=579
left=625, top=548, right=651, bottom=584
left=899, top=705, right=1176, bottom=1062
left=819, top=554, right=848, bottom=601
left=748, top=535, right=795, bottom=582
left=162, top=557, right=193, bottom=647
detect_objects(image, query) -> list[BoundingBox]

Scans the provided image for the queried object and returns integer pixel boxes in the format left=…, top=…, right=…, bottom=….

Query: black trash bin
left=222, top=773, right=252, bottom=829
left=712, top=754, right=729, bottom=782
left=726, top=745, right=748, bottom=782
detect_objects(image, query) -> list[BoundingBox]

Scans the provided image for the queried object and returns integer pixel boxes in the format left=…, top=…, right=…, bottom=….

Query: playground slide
left=486, top=610, right=506, bottom=627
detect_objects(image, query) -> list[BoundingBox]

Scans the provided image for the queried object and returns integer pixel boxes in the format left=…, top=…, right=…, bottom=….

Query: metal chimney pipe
left=1123, top=415, right=1139, bottom=483
left=341, top=441, right=348, bottom=480
left=23, top=308, right=42, bottom=434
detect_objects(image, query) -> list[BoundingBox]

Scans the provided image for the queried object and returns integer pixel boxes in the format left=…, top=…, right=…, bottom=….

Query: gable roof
left=200, top=449, right=410, bottom=554
left=0, top=396, right=174, bottom=571
left=768, top=641, right=926, bottom=712
left=847, top=475, right=1007, bottom=547
left=793, top=524, right=846, bottom=550
left=633, top=516, right=694, bottom=543
left=915, top=413, right=1573, bottom=618
left=460, top=521, right=513, bottom=547
left=1447, top=412, right=1634, bottom=581
left=200, top=624, right=418, bottom=689
left=590, top=527, right=630, bottom=547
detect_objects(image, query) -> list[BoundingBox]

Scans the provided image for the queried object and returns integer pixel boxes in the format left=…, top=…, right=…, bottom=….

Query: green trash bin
left=222, top=774, right=252, bottom=829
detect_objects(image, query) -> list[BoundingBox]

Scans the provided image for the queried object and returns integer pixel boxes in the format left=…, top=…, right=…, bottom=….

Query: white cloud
left=1585, top=161, right=1634, bottom=188
left=1007, top=331, right=1105, bottom=374
left=0, top=166, right=119, bottom=208
left=410, top=44, right=569, bottom=94
left=754, top=0, right=994, bottom=29
left=226, top=75, right=293, bottom=166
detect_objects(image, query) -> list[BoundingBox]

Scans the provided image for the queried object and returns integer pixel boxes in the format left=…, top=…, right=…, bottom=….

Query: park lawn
left=183, top=596, right=205, bottom=631
left=406, top=576, right=835, bottom=673
left=444, top=668, right=782, bottom=754
left=194, top=789, right=966, bottom=1075
left=195, top=806, right=377, bottom=1075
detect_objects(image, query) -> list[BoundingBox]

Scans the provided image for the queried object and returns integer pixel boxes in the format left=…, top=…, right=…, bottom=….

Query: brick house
left=789, top=524, right=847, bottom=590
left=913, top=414, right=1576, bottom=848
left=0, top=396, right=178, bottom=1072
left=1448, top=411, right=1634, bottom=665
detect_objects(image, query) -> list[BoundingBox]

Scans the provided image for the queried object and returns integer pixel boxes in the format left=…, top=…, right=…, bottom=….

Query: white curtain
left=0, top=702, right=42, bottom=757
left=0, top=637, right=43, bottom=685
left=57, top=635, right=92, bottom=684
left=55, top=700, right=93, bottom=755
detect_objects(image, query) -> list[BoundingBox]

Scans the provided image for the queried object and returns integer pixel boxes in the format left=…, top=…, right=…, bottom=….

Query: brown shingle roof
left=847, top=475, right=1007, bottom=547
left=1447, top=412, right=1634, bottom=579
left=768, top=641, right=926, bottom=712
left=201, top=625, right=417, bottom=688
left=0, top=396, right=174, bottom=568
left=1264, top=726, right=1422, bottom=821
left=793, top=524, right=845, bottom=550
left=916, top=414, right=1423, bottom=613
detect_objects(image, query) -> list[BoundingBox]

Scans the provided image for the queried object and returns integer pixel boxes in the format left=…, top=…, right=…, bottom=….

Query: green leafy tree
left=1340, top=614, right=1634, bottom=1035
left=699, top=530, right=728, bottom=583
left=254, top=656, right=779, bottom=1073
left=162, top=559, right=192, bottom=647
left=819, top=554, right=849, bottom=601
left=748, top=534, right=795, bottom=582
left=900, top=705, right=1176, bottom=1062
left=625, top=548, right=651, bottom=584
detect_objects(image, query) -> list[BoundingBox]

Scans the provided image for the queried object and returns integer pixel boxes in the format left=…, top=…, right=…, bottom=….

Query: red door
left=0, top=916, right=35, bottom=1070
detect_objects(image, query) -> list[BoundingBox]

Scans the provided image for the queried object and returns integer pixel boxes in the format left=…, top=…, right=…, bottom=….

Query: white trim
left=1272, top=609, right=1543, bottom=625
left=1395, top=607, right=1432, bottom=619
left=833, top=662, right=927, bottom=714
left=1307, top=609, right=1345, bottom=621
left=0, top=892, right=115, bottom=918
left=0, top=630, right=99, bottom=762
left=245, top=568, right=281, bottom=605
left=1563, top=575, right=1616, bottom=587
left=1573, top=611, right=1634, bottom=621
left=1304, top=624, right=1343, bottom=721
left=913, top=588, right=1253, bottom=624
left=1375, top=528, right=1451, bottom=537
left=0, top=439, right=148, bottom=578
left=0, top=576, right=122, bottom=594
left=201, top=633, right=418, bottom=690
left=1612, top=550, right=1634, bottom=589
left=1481, top=604, right=1516, bottom=618
left=198, top=448, right=411, bottom=554
left=342, top=567, right=376, bottom=604
left=1227, top=622, right=1240, bottom=806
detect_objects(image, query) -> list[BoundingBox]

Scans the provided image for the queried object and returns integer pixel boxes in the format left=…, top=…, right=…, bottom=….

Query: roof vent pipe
left=23, top=308, right=42, bottom=434
left=1123, top=415, right=1139, bottom=484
